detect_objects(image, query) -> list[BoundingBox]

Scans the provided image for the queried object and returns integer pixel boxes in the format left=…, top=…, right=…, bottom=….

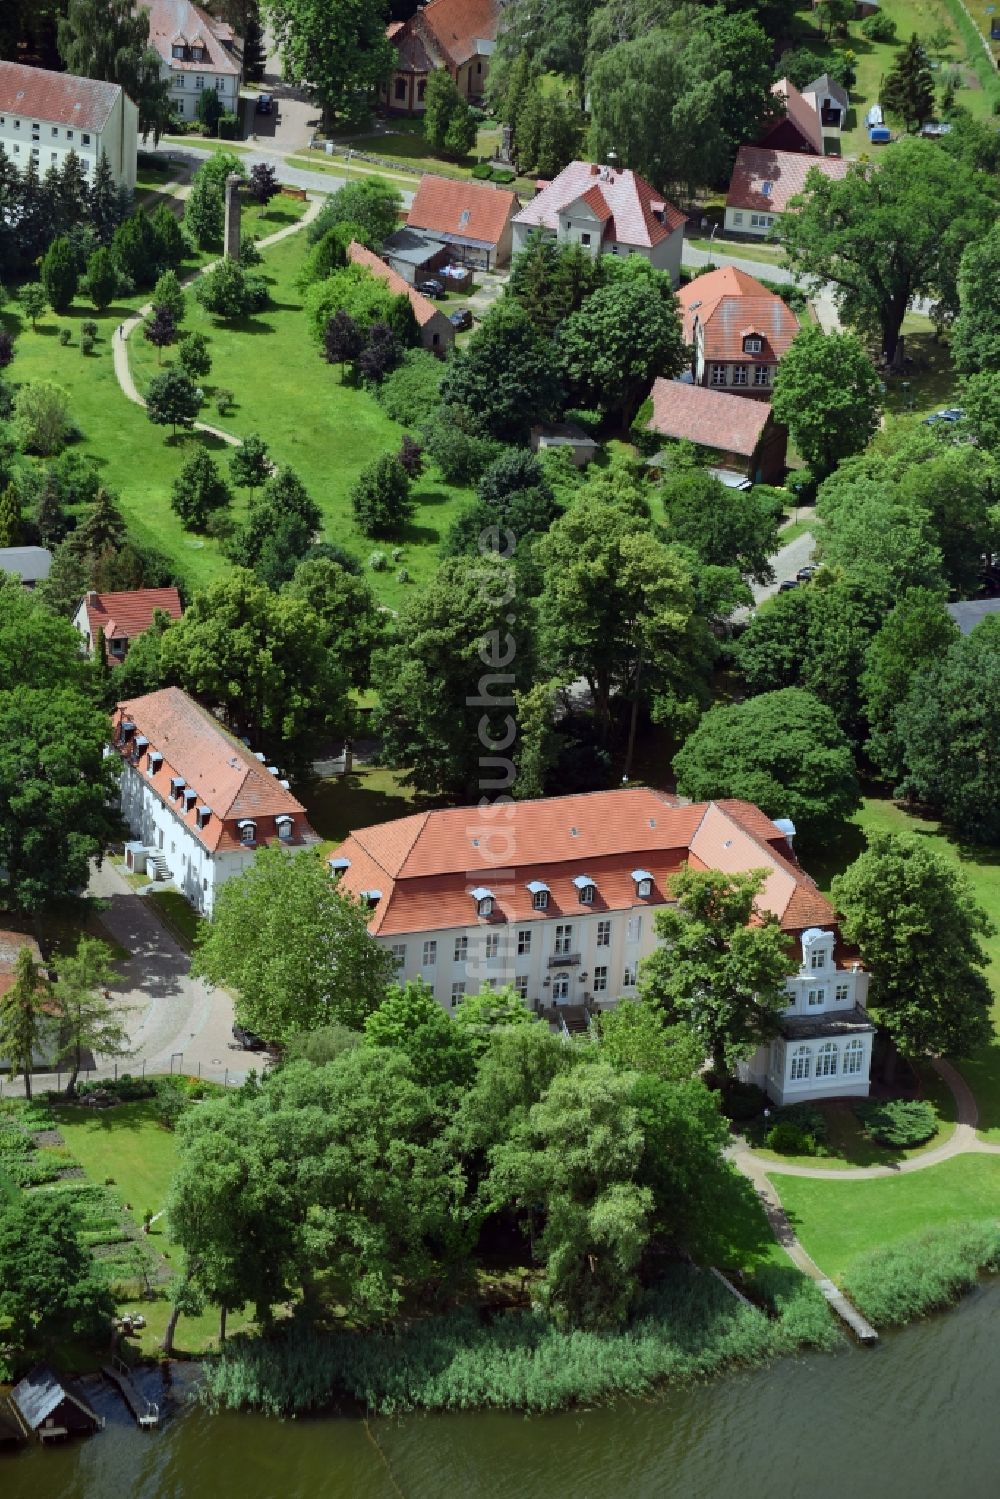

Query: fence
left=0, top=1055, right=254, bottom=1099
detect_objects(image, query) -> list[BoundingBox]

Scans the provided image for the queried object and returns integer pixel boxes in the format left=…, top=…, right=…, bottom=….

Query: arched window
left=789, top=1045, right=811, bottom=1081
left=843, top=1038, right=865, bottom=1076
left=815, top=1042, right=838, bottom=1079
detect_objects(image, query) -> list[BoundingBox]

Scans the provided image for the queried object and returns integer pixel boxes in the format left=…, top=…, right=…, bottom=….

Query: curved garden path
left=111, top=193, right=323, bottom=446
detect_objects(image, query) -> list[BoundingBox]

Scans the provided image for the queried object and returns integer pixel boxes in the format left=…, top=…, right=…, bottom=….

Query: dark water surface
left=5, top=1283, right=1000, bottom=1499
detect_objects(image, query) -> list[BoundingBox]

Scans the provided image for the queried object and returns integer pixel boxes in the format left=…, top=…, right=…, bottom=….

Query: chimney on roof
left=590, top=163, right=600, bottom=176
left=87, top=590, right=97, bottom=603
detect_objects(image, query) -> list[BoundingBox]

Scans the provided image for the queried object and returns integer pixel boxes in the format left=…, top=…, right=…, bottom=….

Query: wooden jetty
left=103, top=1357, right=160, bottom=1429
left=817, top=1278, right=879, bottom=1345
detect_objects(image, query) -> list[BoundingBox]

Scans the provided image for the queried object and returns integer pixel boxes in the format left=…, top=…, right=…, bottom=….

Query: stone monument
left=224, top=173, right=242, bottom=260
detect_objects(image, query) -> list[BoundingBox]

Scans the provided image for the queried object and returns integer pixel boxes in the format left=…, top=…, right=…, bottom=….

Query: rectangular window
left=622, top=965, right=636, bottom=988
left=593, top=965, right=608, bottom=993
left=753, top=365, right=771, bottom=386
left=485, top=931, right=500, bottom=959
left=711, top=364, right=727, bottom=386
left=13, top=119, right=19, bottom=129
left=810, top=949, right=826, bottom=970
left=514, top=975, right=529, bottom=999
left=422, top=939, right=437, bottom=967
left=50, top=152, right=57, bottom=163
left=744, top=337, right=762, bottom=353
left=844, top=1042, right=864, bottom=1075
left=454, top=936, right=468, bottom=962
left=552, top=974, right=570, bottom=1000
left=394, top=77, right=407, bottom=101
left=517, top=928, right=531, bottom=956
left=51, top=126, right=58, bottom=137
left=733, top=211, right=744, bottom=224
left=451, top=982, right=466, bottom=1006
left=790, top=1048, right=811, bottom=1081
left=532, top=889, right=548, bottom=910
left=81, top=132, right=90, bottom=144
left=732, top=365, right=748, bottom=386
left=835, top=982, right=850, bottom=1003
left=807, top=988, right=826, bottom=1007
left=596, top=919, right=611, bottom=948
left=581, top=232, right=591, bottom=246
left=391, top=943, right=406, bottom=968
left=67, top=130, right=73, bottom=140
left=554, top=924, right=573, bottom=955
left=626, top=915, right=641, bottom=943
left=816, top=1046, right=838, bottom=1078
left=195, top=76, right=204, bottom=89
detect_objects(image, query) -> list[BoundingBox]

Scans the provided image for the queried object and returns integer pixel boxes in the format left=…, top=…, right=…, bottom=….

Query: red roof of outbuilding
left=83, top=588, right=183, bottom=650
left=334, top=788, right=835, bottom=937
left=763, top=77, right=825, bottom=155
left=407, top=174, right=518, bottom=249
left=417, top=0, right=502, bottom=66
left=347, top=241, right=449, bottom=332
left=513, top=161, right=685, bottom=249
left=647, top=378, right=774, bottom=457
left=727, top=146, right=850, bottom=214
left=0, top=60, right=123, bottom=132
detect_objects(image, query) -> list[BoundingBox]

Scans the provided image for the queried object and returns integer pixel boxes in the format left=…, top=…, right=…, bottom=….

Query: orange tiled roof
left=765, top=77, right=825, bottom=155
left=727, top=145, right=850, bottom=214
left=334, top=788, right=835, bottom=937
left=84, top=588, right=183, bottom=649
left=513, top=161, right=685, bottom=248
left=419, top=0, right=501, bottom=66
left=112, top=688, right=317, bottom=855
left=678, top=267, right=799, bottom=363
left=648, top=378, right=774, bottom=456
left=347, top=241, right=446, bottom=330
left=146, top=0, right=240, bottom=75
left=0, top=61, right=123, bottom=133
left=407, top=174, right=518, bottom=249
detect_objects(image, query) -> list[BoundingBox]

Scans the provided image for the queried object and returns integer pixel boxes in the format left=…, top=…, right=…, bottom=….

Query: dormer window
left=573, top=874, right=596, bottom=905
left=183, top=788, right=197, bottom=811
left=170, top=776, right=186, bottom=801
left=526, top=880, right=550, bottom=911
left=329, top=856, right=351, bottom=879
left=744, top=336, right=762, bottom=354
left=238, top=819, right=256, bottom=846
left=470, top=886, right=494, bottom=918
left=631, top=869, right=653, bottom=899
left=276, top=815, right=293, bottom=841
left=172, top=43, right=185, bottom=58
left=146, top=749, right=162, bottom=773
left=360, top=889, right=382, bottom=909
left=120, top=720, right=135, bottom=742
left=196, top=805, right=212, bottom=829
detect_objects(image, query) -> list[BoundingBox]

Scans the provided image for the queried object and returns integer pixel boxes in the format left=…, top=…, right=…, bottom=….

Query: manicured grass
left=126, top=227, right=475, bottom=609
left=776, top=518, right=813, bottom=546
left=50, top=1099, right=254, bottom=1356
left=807, top=797, right=1000, bottom=1141
left=685, top=235, right=789, bottom=267
left=773, top=1154, right=1000, bottom=1280
left=146, top=889, right=203, bottom=952
left=305, top=765, right=439, bottom=847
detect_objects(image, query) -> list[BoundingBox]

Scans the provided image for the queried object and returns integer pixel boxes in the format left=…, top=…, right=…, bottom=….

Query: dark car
left=777, top=578, right=799, bottom=593
left=419, top=277, right=446, bottom=298
left=449, top=308, right=473, bottom=331
left=232, top=1023, right=266, bottom=1051
left=255, top=93, right=273, bottom=115
left=796, top=565, right=817, bottom=583
left=924, top=407, right=964, bottom=426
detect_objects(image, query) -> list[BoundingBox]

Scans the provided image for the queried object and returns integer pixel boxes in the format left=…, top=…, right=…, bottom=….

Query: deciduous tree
left=146, top=367, right=201, bottom=436
left=143, top=302, right=178, bottom=363
left=952, top=221, right=1000, bottom=375
left=85, top=245, right=117, bottom=311
left=558, top=260, right=685, bottom=423
left=441, top=300, right=564, bottom=441
left=861, top=589, right=957, bottom=780
left=283, top=555, right=383, bottom=685
left=170, top=445, right=232, bottom=530
left=229, top=431, right=271, bottom=499
left=264, top=0, right=395, bottom=125
left=306, top=178, right=402, bottom=251
left=0, top=946, right=50, bottom=1100
left=193, top=848, right=394, bottom=1039
left=58, top=0, right=172, bottom=141
left=350, top=452, right=413, bottom=538
left=0, top=1192, right=114, bottom=1350
left=770, top=327, right=881, bottom=477
left=52, top=936, right=130, bottom=1096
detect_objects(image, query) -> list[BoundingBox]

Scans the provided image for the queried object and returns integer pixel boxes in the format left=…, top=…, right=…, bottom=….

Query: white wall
left=511, top=217, right=683, bottom=286
left=0, top=90, right=137, bottom=189
left=119, top=763, right=252, bottom=915
left=724, top=206, right=777, bottom=238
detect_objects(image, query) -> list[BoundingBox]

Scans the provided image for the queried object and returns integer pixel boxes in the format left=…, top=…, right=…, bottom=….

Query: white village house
left=111, top=687, right=318, bottom=915
left=333, top=787, right=873, bottom=1104
left=0, top=60, right=137, bottom=189
left=145, top=0, right=242, bottom=125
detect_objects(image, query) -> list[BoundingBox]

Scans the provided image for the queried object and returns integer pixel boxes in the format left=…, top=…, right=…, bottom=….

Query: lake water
left=6, top=1283, right=1000, bottom=1499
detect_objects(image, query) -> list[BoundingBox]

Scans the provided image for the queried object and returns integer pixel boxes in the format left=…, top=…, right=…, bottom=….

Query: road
left=147, top=138, right=418, bottom=203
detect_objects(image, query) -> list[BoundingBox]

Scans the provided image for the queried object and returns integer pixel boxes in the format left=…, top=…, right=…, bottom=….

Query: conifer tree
left=0, top=947, right=51, bottom=1100
left=882, top=34, right=935, bottom=131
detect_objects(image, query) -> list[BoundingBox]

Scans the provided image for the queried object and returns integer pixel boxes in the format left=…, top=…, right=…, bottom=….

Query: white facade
left=723, top=205, right=778, bottom=238
left=146, top=0, right=242, bottom=124
left=511, top=198, right=683, bottom=282
left=0, top=83, right=137, bottom=190
left=371, top=883, right=661, bottom=1014
left=119, top=760, right=257, bottom=915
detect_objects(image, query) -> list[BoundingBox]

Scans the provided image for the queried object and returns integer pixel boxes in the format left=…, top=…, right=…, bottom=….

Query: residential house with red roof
left=112, top=688, right=318, bottom=914
left=758, top=77, right=825, bottom=156
left=145, top=0, right=242, bottom=127
left=347, top=241, right=454, bottom=354
left=73, top=588, right=184, bottom=665
left=381, top=0, right=502, bottom=114
left=511, top=161, right=686, bottom=285
left=646, top=378, right=788, bottom=483
left=0, top=60, right=137, bottom=189
left=677, top=267, right=799, bottom=399
left=405, top=173, right=519, bottom=269
left=725, top=146, right=851, bottom=237
left=332, top=787, right=873, bottom=1103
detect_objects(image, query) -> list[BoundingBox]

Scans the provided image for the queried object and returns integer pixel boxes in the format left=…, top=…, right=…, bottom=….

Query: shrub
left=14, top=380, right=72, bottom=456
left=152, top=1076, right=188, bottom=1130
left=80, top=333, right=95, bottom=356
left=771, top=1102, right=827, bottom=1141
left=58, top=327, right=72, bottom=347
left=471, top=163, right=493, bottom=179
left=422, top=407, right=504, bottom=484
left=861, top=11, right=896, bottom=41
left=842, top=1221, right=1000, bottom=1327
left=81, top=320, right=98, bottom=340
left=216, top=388, right=235, bottom=416
left=492, top=168, right=516, bottom=184
left=721, top=1079, right=767, bottom=1123
left=377, top=348, right=445, bottom=426
left=855, top=1098, right=938, bottom=1148
left=396, top=567, right=410, bottom=583
left=765, top=1121, right=816, bottom=1156
left=368, top=550, right=388, bottom=570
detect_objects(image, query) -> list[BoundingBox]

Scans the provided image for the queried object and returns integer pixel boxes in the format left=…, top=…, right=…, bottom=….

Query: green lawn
left=808, top=797, right=1000, bottom=1141
left=685, top=235, right=789, bottom=268
left=50, top=1100, right=254, bottom=1356
left=751, top=1069, right=956, bottom=1169
left=126, top=226, right=475, bottom=610
left=882, top=315, right=958, bottom=421
left=305, top=764, right=443, bottom=850
left=773, top=1154, right=1000, bottom=1279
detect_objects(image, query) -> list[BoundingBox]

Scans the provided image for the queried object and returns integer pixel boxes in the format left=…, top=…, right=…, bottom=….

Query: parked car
left=232, top=1023, right=266, bottom=1051
left=419, top=278, right=446, bottom=298
left=777, top=578, right=799, bottom=593
left=796, top=565, right=817, bottom=583
left=925, top=407, right=965, bottom=426
left=449, top=308, right=473, bottom=331
left=255, top=93, right=273, bottom=115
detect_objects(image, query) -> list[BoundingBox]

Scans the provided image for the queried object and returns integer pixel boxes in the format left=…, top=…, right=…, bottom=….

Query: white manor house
left=334, top=787, right=873, bottom=1105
